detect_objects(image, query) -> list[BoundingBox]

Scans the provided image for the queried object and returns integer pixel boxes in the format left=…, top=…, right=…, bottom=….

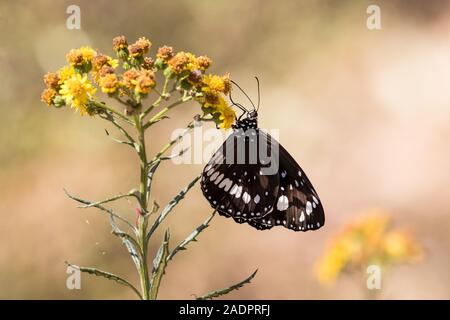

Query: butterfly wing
left=247, top=132, right=325, bottom=231
left=201, top=128, right=279, bottom=223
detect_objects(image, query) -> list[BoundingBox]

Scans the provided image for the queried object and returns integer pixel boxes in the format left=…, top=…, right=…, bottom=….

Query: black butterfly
left=201, top=78, right=324, bottom=232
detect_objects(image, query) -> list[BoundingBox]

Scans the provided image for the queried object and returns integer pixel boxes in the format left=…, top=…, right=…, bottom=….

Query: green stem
left=134, top=113, right=151, bottom=300
left=92, top=100, right=132, bottom=124
left=144, top=96, right=192, bottom=129
left=142, top=77, right=170, bottom=118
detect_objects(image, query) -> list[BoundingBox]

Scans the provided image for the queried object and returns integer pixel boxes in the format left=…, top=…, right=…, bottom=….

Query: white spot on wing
left=254, top=194, right=260, bottom=204
left=229, top=184, right=238, bottom=195
left=299, top=211, right=305, bottom=222
left=219, top=178, right=233, bottom=192
left=276, top=195, right=289, bottom=211
left=210, top=171, right=219, bottom=182
left=242, top=192, right=251, bottom=204
left=214, top=173, right=224, bottom=185
left=235, top=186, right=243, bottom=198
left=306, top=201, right=313, bottom=215
left=312, top=196, right=319, bottom=204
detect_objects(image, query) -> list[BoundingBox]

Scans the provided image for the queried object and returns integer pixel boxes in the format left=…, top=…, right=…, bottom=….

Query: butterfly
left=201, top=78, right=324, bottom=232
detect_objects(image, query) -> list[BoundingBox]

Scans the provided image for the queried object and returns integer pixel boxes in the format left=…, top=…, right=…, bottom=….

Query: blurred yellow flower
left=382, top=230, right=423, bottom=262
left=315, top=209, right=423, bottom=285
left=57, top=65, right=75, bottom=84
left=59, top=73, right=97, bottom=115
left=216, top=97, right=236, bottom=129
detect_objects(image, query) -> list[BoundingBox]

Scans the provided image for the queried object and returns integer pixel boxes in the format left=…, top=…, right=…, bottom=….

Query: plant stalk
left=134, top=112, right=151, bottom=300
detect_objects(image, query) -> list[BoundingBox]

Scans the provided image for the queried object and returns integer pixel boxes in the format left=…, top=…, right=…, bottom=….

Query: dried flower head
left=168, top=52, right=190, bottom=74
left=135, top=70, right=156, bottom=95
left=99, top=73, right=119, bottom=94
left=92, top=54, right=109, bottom=71
left=66, top=46, right=96, bottom=67
left=112, top=35, right=128, bottom=51
left=41, top=88, right=57, bottom=106
left=43, top=72, right=60, bottom=89
left=156, top=46, right=174, bottom=61
left=142, top=57, right=155, bottom=70
left=128, top=37, right=152, bottom=57
left=196, top=55, right=212, bottom=70
left=122, top=69, right=140, bottom=90
left=98, top=65, right=115, bottom=77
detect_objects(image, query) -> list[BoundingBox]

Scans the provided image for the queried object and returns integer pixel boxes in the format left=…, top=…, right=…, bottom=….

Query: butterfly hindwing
left=247, top=133, right=325, bottom=231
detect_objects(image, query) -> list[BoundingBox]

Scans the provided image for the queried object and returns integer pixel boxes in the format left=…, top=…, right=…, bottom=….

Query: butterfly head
left=232, top=110, right=258, bottom=131
left=229, top=78, right=260, bottom=131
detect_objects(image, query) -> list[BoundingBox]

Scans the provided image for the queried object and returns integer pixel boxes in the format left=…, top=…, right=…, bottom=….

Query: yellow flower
left=315, top=210, right=423, bottom=286
left=315, top=236, right=353, bottom=285
left=59, top=73, right=97, bottom=115
left=202, top=74, right=231, bottom=95
left=80, top=46, right=96, bottom=62
left=108, top=57, right=119, bottom=69
left=216, top=97, right=236, bottom=129
left=382, top=230, right=423, bottom=262
left=57, top=65, right=75, bottom=84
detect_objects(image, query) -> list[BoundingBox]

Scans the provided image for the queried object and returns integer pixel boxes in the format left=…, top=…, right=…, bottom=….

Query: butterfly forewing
left=201, top=128, right=279, bottom=223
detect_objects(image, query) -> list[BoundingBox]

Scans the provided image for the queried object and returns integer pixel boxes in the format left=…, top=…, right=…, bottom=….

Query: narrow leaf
left=109, top=215, right=141, bottom=270
left=149, top=230, right=170, bottom=299
left=79, top=192, right=138, bottom=209
left=167, top=210, right=216, bottom=261
left=64, top=189, right=136, bottom=233
left=147, top=175, right=200, bottom=240
left=66, top=262, right=142, bottom=299
left=196, top=269, right=258, bottom=300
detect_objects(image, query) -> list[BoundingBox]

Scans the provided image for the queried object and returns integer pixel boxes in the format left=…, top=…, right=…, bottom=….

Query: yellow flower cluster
left=41, top=35, right=236, bottom=129
left=315, top=209, right=423, bottom=285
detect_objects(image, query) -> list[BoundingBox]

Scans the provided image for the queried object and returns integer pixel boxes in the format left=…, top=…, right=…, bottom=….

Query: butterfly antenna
left=255, top=76, right=260, bottom=112
left=230, top=80, right=256, bottom=111
left=229, top=87, right=248, bottom=114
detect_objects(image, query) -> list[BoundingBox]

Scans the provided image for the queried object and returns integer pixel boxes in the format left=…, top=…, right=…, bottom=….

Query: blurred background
left=1, top=0, right=449, bottom=299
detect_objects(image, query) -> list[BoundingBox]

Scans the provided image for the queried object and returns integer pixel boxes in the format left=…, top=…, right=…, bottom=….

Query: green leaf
left=78, top=192, right=138, bottom=209
left=66, top=262, right=142, bottom=299
left=167, top=210, right=216, bottom=261
left=109, top=215, right=141, bottom=270
left=64, top=189, right=136, bottom=233
left=149, top=230, right=170, bottom=299
left=147, top=175, right=201, bottom=240
left=196, top=269, right=258, bottom=300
